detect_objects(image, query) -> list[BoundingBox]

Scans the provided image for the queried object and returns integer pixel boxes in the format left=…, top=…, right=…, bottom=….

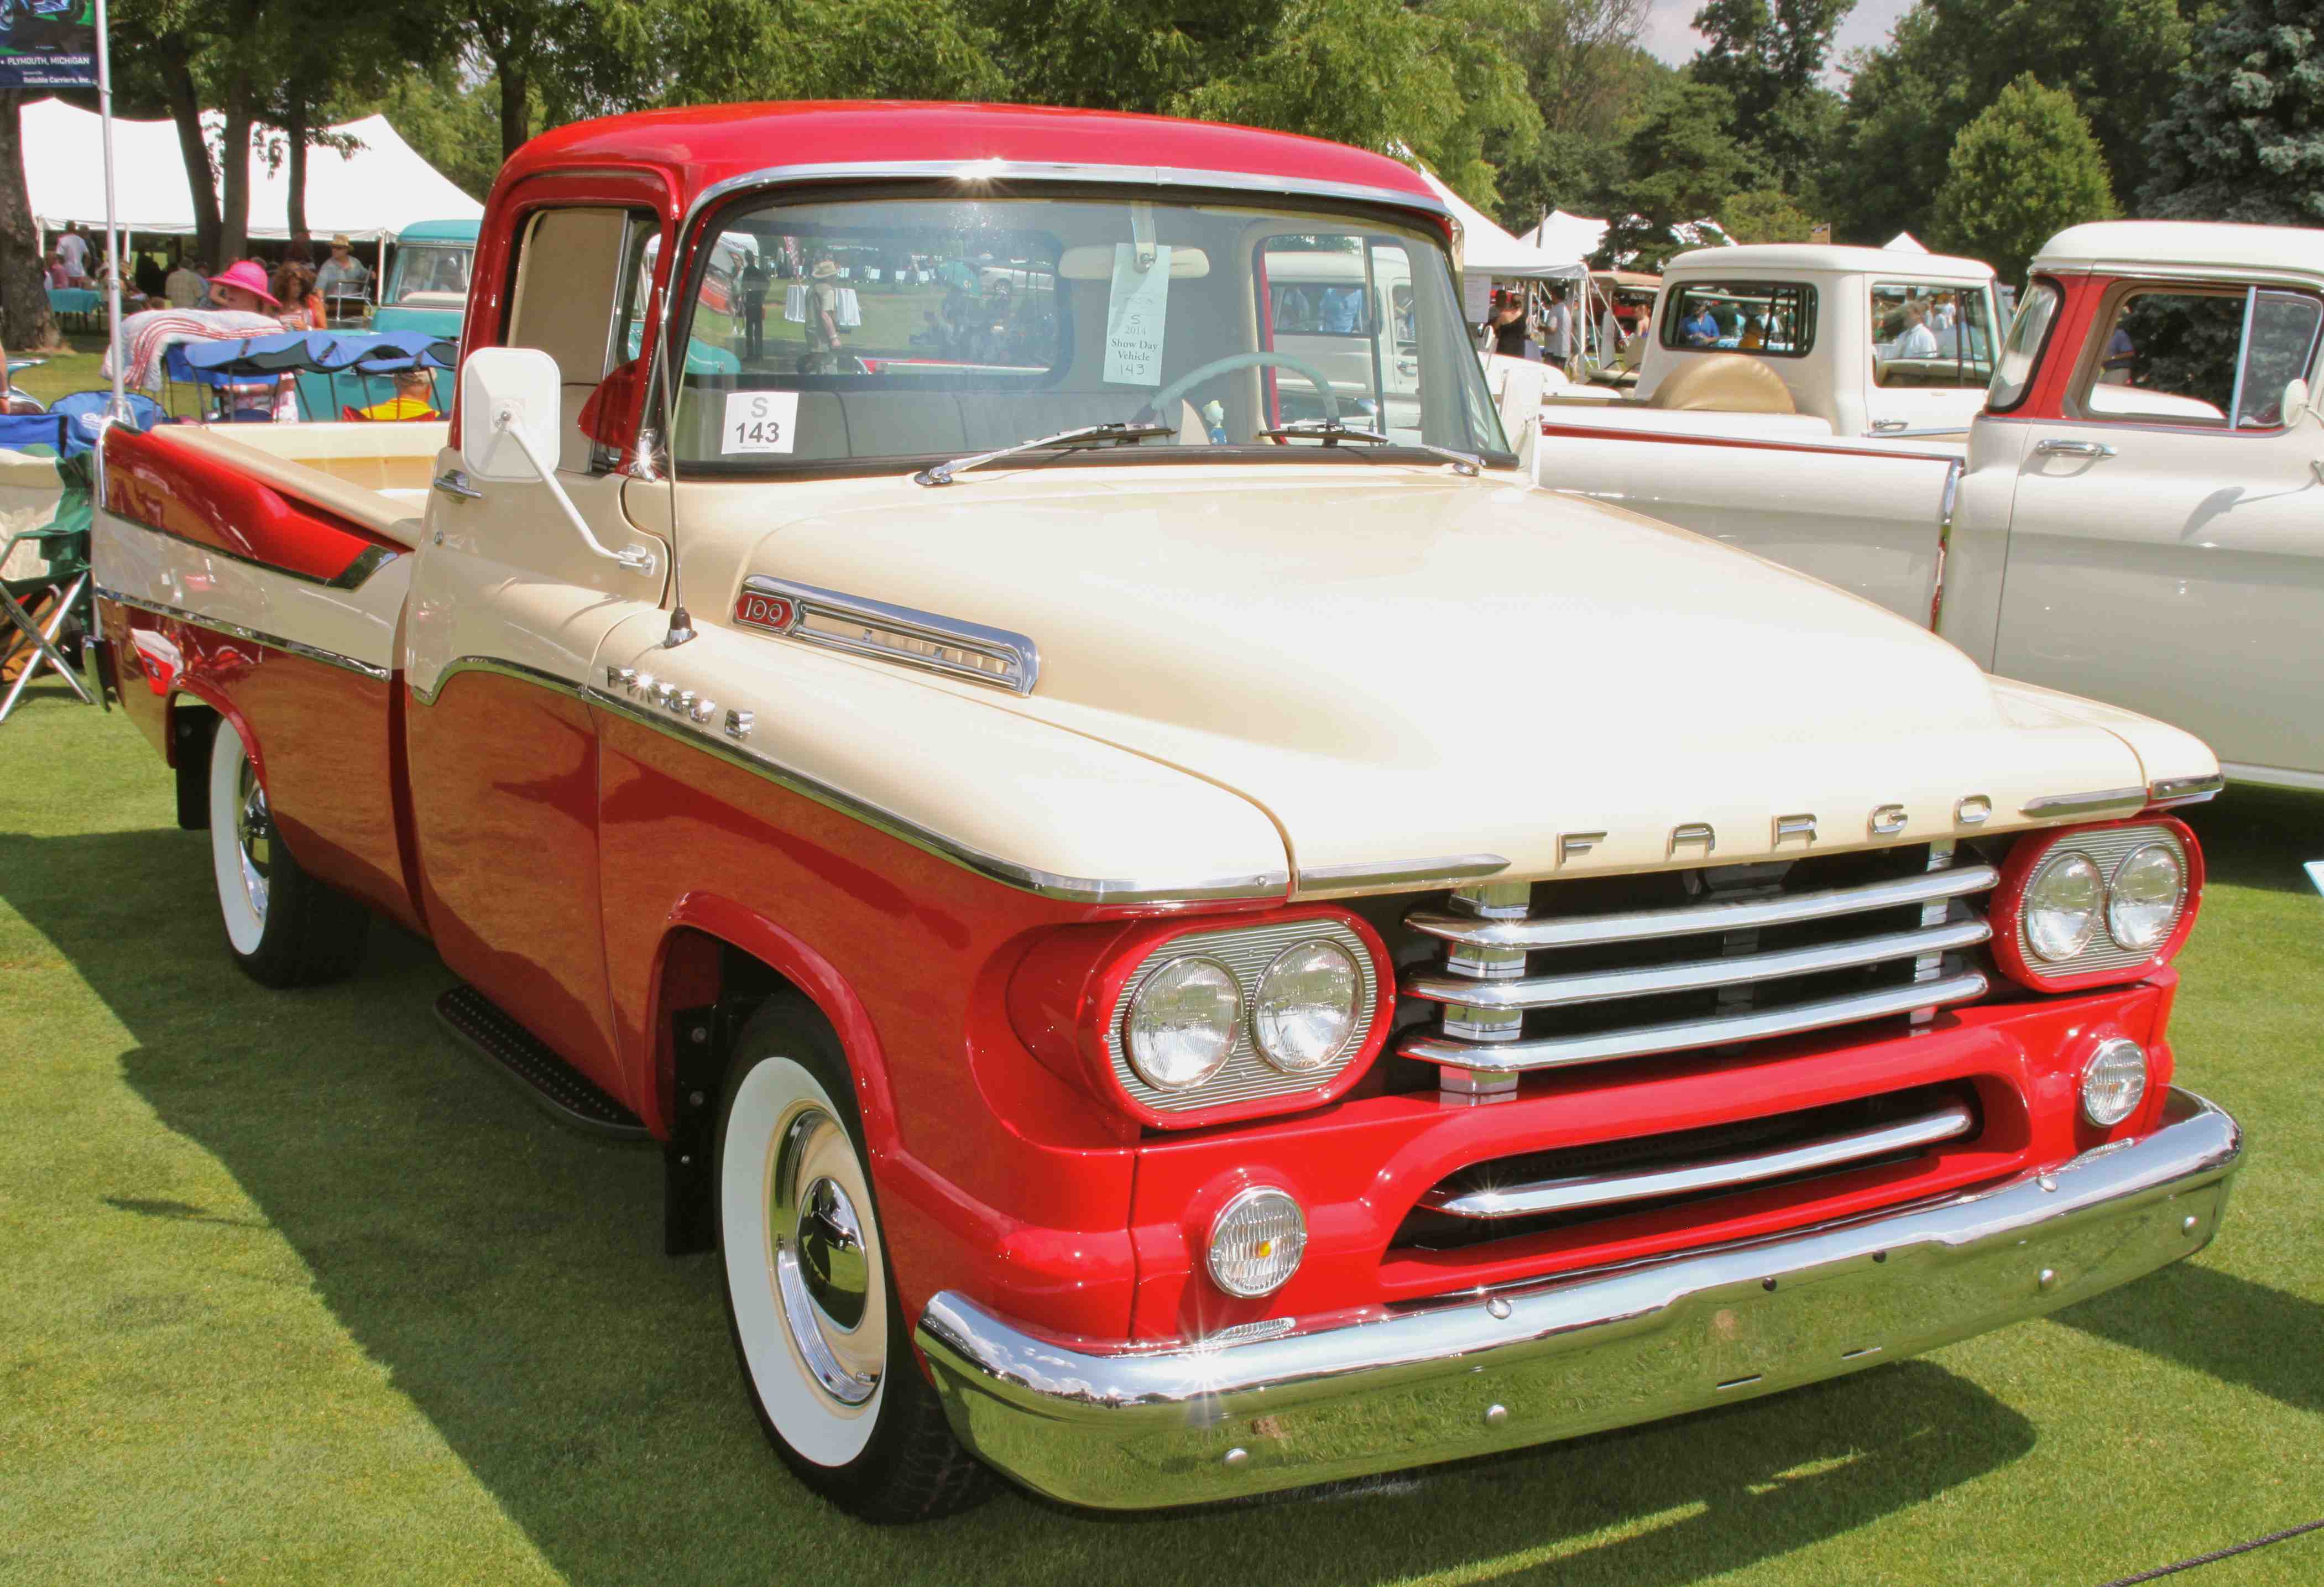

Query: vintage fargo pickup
left=92, top=104, right=2243, bottom=1520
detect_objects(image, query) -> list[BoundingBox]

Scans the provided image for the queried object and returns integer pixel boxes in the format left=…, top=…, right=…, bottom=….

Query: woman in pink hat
left=206, top=259, right=281, bottom=316
left=205, top=260, right=296, bottom=418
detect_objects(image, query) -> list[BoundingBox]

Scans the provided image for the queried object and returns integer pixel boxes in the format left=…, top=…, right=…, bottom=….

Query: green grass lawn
left=3, top=677, right=2321, bottom=1585
left=12, top=333, right=212, bottom=420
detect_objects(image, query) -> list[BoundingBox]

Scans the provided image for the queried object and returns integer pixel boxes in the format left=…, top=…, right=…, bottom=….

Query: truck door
left=1994, top=279, right=2324, bottom=782
left=402, top=195, right=672, bottom=1093
left=1865, top=278, right=1998, bottom=436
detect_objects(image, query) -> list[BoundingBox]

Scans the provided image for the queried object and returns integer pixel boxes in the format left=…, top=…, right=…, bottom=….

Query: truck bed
left=149, top=422, right=447, bottom=546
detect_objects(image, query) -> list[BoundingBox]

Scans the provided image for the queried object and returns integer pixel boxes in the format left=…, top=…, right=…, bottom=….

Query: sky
left=1639, top=0, right=1915, bottom=76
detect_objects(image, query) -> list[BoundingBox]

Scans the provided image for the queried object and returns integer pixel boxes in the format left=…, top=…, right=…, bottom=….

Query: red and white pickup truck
left=91, top=102, right=2243, bottom=1521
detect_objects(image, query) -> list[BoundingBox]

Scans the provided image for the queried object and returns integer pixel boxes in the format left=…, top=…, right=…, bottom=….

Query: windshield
left=667, top=192, right=1510, bottom=469
left=390, top=244, right=472, bottom=306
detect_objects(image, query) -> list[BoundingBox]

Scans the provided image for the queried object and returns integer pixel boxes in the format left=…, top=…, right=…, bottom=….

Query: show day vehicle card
left=722, top=390, right=800, bottom=454
left=1104, top=243, right=1172, bottom=387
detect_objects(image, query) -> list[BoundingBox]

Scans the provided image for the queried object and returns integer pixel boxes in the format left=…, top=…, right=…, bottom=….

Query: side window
left=1658, top=281, right=1816, bottom=357
left=2074, top=286, right=2324, bottom=430
left=1871, top=281, right=1995, bottom=388
left=1987, top=278, right=2059, bottom=411
left=505, top=206, right=655, bottom=469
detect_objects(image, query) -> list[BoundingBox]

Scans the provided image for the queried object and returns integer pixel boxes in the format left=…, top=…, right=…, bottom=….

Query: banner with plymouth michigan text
left=0, top=0, right=98, bottom=88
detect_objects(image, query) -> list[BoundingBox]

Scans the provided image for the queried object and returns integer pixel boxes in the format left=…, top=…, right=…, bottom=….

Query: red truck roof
left=497, top=100, right=1443, bottom=214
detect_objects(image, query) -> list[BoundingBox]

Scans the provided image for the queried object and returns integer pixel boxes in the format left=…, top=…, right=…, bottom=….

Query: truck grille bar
left=1400, top=971, right=1991, bottom=1073
left=1406, top=848, right=1997, bottom=1101
left=1406, top=864, right=1999, bottom=953
left=1403, top=918, right=1991, bottom=1011
left=1418, top=1098, right=1976, bottom=1220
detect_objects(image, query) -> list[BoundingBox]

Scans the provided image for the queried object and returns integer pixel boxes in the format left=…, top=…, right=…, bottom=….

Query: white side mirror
left=2282, top=377, right=2310, bottom=428
left=451, top=345, right=659, bottom=579
left=461, top=346, right=563, bottom=483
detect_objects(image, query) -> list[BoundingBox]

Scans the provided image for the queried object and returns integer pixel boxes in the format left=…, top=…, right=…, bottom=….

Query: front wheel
left=716, top=998, right=995, bottom=1522
left=207, top=718, right=368, bottom=986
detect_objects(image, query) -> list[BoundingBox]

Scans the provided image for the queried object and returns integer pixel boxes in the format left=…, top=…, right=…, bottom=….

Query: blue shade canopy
left=176, top=331, right=458, bottom=378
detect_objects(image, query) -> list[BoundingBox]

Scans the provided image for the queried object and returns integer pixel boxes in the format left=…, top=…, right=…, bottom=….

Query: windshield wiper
left=1256, top=418, right=1482, bottom=476
left=913, top=422, right=1177, bottom=487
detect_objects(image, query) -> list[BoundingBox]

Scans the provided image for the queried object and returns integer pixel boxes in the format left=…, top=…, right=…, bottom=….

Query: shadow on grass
left=12, top=823, right=2046, bottom=1585
left=2180, top=785, right=2324, bottom=896
left=2053, top=1264, right=2324, bottom=1419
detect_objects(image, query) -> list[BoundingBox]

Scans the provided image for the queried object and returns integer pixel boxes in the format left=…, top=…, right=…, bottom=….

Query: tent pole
left=96, top=0, right=125, bottom=420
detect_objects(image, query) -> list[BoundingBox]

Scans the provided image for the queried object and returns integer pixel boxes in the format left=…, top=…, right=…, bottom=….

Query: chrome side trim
left=1296, top=853, right=1510, bottom=892
left=2021, top=786, right=2148, bottom=819
left=105, top=509, right=399, bottom=592
left=914, top=1089, right=2239, bottom=1508
left=1421, top=1100, right=1977, bottom=1219
left=1928, top=457, right=1961, bottom=628
left=413, top=654, right=1286, bottom=904
left=2219, top=760, right=2324, bottom=794
left=2147, top=772, right=2226, bottom=808
left=1397, top=970, right=1991, bottom=1073
left=1402, top=918, right=1990, bottom=1011
left=738, top=574, right=1040, bottom=695
left=94, top=586, right=393, bottom=681
left=1407, top=864, right=1999, bottom=950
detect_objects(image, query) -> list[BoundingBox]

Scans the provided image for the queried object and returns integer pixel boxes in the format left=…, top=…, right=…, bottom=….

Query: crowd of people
left=1479, top=284, right=1633, bottom=370
left=40, top=224, right=376, bottom=328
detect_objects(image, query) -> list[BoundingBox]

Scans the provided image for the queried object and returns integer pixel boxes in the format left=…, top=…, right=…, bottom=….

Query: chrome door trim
left=94, top=586, right=393, bottom=681
left=410, top=655, right=1288, bottom=905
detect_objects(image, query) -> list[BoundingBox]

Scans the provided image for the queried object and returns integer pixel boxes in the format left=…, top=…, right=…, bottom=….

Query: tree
left=1173, top=0, right=1540, bottom=210
left=976, top=0, right=1273, bottom=114
left=1931, top=75, right=2114, bottom=287
left=1467, top=0, right=1656, bottom=230
left=1591, top=77, right=1746, bottom=268
left=2141, top=0, right=2324, bottom=226
left=0, top=91, right=67, bottom=352
left=1721, top=184, right=1814, bottom=242
left=1691, top=0, right=1851, bottom=193
left=1827, top=0, right=2191, bottom=246
left=365, top=67, right=510, bottom=203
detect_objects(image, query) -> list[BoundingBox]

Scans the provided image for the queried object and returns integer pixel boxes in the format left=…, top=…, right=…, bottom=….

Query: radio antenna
left=650, top=281, right=694, bottom=648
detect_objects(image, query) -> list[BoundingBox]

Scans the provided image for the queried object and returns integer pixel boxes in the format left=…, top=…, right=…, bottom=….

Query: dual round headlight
left=2023, top=841, right=2186, bottom=964
left=1123, top=938, right=1365, bottom=1093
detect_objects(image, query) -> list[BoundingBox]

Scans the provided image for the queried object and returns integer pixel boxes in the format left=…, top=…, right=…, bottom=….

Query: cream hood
left=693, top=465, right=2202, bottom=887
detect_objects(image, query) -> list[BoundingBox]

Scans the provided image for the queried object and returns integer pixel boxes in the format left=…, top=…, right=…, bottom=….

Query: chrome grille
left=1401, top=847, right=1994, bottom=1096
left=2022, top=823, right=2187, bottom=976
left=1109, top=917, right=1380, bottom=1113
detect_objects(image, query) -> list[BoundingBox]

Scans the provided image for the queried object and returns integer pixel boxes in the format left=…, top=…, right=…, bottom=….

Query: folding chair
left=0, top=454, right=95, bottom=721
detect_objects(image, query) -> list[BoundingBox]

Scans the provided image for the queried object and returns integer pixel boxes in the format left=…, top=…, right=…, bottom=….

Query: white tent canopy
left=1414, top=164, right=1585, bottom=281
left=1532, top=209, right=1610, bottom=263
left=21, top=97, right=482, bottom=243
left=1886, top=231, right=1930, bottom=253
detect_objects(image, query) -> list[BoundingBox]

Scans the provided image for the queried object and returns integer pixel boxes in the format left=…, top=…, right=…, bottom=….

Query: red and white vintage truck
left=90, top=102, right=2243, bottom=1520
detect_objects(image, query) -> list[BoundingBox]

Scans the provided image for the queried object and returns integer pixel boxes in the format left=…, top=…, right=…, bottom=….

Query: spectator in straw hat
left=315, top=234, right=369, bottom=322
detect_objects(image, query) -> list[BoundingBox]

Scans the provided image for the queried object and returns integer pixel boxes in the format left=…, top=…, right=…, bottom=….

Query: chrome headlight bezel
left=1996, top=818, right=2202, bottom=992
left=1101, top=913, right=1387, bottom=1123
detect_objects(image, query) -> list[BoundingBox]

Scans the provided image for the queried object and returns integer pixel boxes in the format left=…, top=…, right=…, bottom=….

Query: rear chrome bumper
left=915, top=1088, right=2241, bottom=1510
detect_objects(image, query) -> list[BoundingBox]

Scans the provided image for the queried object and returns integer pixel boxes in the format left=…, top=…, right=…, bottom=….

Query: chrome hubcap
left=770, top=1106, right=881, bottom=1407
left=234, top=761, right=272, bottom=922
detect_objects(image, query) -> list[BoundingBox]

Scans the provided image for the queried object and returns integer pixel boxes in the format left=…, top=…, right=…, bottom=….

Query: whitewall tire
left=714, top=997, right=995, bottom=1522
left=205, top=717, right=369, bottom=987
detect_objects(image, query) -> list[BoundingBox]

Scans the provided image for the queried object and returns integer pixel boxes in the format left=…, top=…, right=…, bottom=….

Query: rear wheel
left=207, top=719, right=368, bottom=987
left=716, top=997, right=995, bottom=1522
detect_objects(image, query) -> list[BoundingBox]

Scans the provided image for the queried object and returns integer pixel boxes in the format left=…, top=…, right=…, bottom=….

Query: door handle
left=2033, top=438, right=2117, bottom=460
left=1869, top=418, right=1909, bottom=432
left=432, top=468, right=483, bottom=500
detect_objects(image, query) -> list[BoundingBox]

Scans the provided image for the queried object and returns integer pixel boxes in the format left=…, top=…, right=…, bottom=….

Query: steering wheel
left=1141, top=352, right=1341, bottom=434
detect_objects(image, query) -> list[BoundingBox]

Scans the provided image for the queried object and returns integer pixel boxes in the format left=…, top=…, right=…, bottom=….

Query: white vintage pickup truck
left=1524, top=245, right=2002, bottom=621
left=90, top=105, right=2241, bottom=1522
left=1543, top=222, right=2322, bottom=792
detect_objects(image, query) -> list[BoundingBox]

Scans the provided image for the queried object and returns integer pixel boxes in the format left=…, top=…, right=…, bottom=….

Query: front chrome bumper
left=915, top=1088, right=2242, bottom=1509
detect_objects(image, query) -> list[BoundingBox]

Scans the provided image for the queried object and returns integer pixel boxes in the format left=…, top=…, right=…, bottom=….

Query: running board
left=435, top=984, right=649, bottom=1141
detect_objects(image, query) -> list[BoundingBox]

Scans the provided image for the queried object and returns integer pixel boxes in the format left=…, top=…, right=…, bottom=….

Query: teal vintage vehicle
left=372, top=219, right=480, bottom=338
